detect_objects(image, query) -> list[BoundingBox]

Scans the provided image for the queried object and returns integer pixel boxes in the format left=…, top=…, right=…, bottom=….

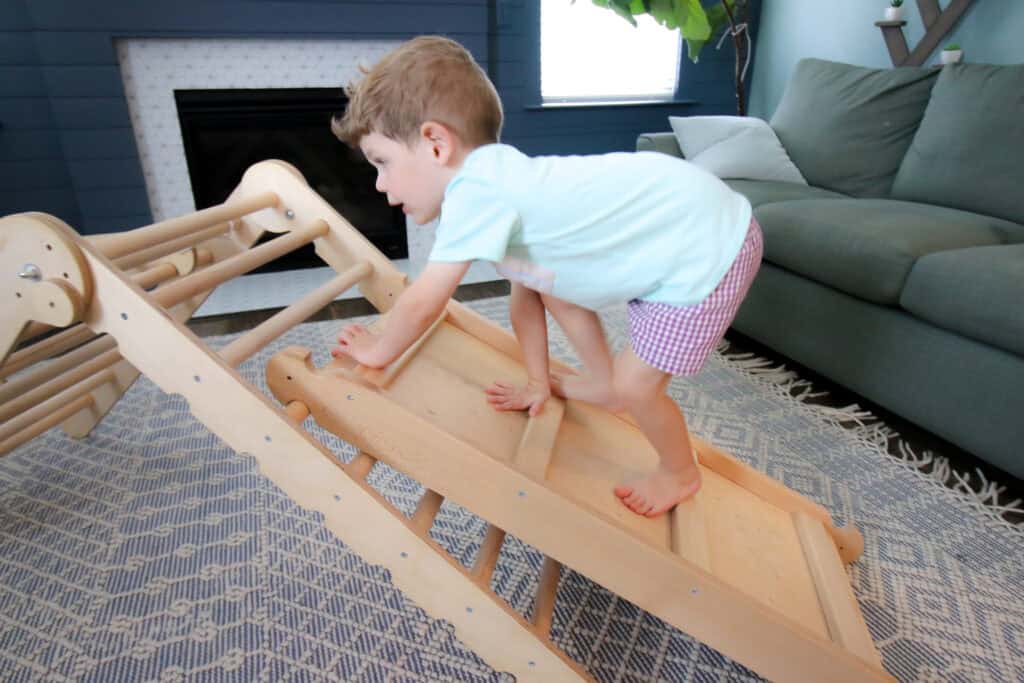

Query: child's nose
left=375, top=174, right=386, bottom=193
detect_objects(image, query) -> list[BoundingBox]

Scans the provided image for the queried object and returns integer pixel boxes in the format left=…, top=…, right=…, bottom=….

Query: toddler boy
left=330, top=36, right=762, bottom=518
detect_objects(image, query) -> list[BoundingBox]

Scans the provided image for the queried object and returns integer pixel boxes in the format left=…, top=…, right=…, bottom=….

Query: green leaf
left=673, top=0, right=711, bottom=41
left=648, top=0, right=678, bottom=29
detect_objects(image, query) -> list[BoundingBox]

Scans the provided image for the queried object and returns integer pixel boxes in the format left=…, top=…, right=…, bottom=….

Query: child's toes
left=613, top=484, right=633, bottom=499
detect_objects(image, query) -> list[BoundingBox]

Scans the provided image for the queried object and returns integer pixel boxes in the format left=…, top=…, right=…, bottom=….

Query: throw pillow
left=890, top=64, right=1024, bottom=226
left=769, top=58, right=938, bottom=197
left=668, top=115, right=807, bottom=185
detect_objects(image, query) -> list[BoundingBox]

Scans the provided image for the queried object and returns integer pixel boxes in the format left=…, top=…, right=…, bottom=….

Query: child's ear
left=419, top=121, right=457, bottom=165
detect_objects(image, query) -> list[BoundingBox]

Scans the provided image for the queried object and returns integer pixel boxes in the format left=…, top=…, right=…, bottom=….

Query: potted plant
left=591, top=0, right=753, bottom=115
left=941, top=43, right=963, bottom=64
left=885, top=0, right=904, bottom=22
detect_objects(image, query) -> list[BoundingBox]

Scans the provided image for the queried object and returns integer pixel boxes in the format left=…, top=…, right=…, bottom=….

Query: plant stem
left=721, top=0, right=747, bottom=116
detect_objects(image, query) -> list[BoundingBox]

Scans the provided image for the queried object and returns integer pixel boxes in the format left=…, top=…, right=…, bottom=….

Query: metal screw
left=285, top=209, right=295, bottom=219
left=18, top=264, right=41, bottom=281
left=690, top=587, right=700, bottom=596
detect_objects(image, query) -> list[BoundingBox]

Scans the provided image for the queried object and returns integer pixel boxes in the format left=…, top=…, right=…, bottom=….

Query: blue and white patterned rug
left=2, top=297, right=1022, bottom=682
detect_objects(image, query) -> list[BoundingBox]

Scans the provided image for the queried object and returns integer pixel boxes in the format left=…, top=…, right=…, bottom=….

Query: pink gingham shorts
left=628, top=217, right=763, bottom=375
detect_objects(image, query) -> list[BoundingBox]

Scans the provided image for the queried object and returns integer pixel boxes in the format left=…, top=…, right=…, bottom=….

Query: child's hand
left=485, top=378, right=550, bottom=417
left=331, top=324, right=386, bottom=368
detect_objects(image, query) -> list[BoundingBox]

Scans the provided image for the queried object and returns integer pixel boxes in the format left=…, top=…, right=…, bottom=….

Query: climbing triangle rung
left=219, top=260, right=372, bottom=367
left=152, top=221, right=329, bottom=309
left=411, top=489, right=445, bottom=534
left=471, top=524, right=507, bottom=587
left=347, top=450, right=378, bottom=480
left=88, top=190, right=278, bottom=260
left=532, top=556, right=562, bottom=638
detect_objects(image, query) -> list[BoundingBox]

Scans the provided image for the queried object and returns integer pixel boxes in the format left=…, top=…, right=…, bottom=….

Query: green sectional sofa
left=638, top=59, right=1024, bottom=479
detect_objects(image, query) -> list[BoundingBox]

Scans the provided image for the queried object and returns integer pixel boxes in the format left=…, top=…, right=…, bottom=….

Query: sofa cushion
left=725, top=179, right=847, bottom=208
left=770, top=59, right=938, bottom=198
left=891, top=64, right=1024, bottom=226
left=901, top=244, right=1024, bottom=356
left=756, top=200, right=1010, bottom=304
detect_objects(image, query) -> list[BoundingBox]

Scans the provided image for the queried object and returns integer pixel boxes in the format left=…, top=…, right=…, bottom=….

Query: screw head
left=18, top=264, right=42, bottom=281
left=285, top=209, right=295, bottom=219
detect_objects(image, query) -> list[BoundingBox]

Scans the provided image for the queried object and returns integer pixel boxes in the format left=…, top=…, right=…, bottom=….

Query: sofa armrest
left=636, top=132, right=683, bottom=158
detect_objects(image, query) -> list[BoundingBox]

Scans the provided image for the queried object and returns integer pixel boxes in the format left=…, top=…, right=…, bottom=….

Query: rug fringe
left=718, top=344, right=1023, bottom=528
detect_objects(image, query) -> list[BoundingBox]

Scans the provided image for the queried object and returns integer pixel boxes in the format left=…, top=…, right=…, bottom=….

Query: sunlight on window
left=541, top=0, right=681, bottom=103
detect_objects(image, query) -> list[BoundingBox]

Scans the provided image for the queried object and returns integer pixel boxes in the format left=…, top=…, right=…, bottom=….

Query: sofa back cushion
left=891, top=64, right=1024, bottom=226
left=770, top=59, right=937, bottom=198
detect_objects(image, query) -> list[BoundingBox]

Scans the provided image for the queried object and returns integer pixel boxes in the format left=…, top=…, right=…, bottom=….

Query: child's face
left=360, top=131, right=449, bottom=225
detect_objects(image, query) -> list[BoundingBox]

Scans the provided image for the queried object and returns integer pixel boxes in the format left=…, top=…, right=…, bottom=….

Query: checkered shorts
left=628, top=217, right=763, bottom=375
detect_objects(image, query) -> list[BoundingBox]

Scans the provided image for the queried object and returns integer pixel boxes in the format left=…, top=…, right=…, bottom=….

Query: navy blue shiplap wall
left=1, top=0, right=758, bottom=234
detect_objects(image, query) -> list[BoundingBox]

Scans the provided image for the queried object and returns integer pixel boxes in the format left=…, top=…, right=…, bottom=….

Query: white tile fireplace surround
left=117, top=38, right=498, bottom=316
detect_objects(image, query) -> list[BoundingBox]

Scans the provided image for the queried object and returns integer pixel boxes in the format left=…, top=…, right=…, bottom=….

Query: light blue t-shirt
left=429, top=144, right=752, bottom=310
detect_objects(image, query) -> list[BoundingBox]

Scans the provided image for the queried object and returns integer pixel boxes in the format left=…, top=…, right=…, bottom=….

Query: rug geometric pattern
left=1, top=297, right=1021, bottom=681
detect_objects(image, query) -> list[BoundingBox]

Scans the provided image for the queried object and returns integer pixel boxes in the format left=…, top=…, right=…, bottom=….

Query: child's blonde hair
left=332, top=36, right=503, bottom=149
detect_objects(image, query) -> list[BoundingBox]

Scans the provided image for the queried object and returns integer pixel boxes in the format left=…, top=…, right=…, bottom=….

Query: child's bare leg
left=539, top=294, right=621, bottom=411
left=612, top=346, right=701, bottom=517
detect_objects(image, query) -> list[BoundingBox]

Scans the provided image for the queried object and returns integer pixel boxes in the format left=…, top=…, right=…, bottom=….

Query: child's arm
left=485, top=282, right=551, bottom=416
left=332, top=261, right=470, bottom=368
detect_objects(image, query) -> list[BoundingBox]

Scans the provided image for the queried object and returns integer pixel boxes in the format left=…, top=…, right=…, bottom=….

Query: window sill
left=525, top=98, right=698, bottom=111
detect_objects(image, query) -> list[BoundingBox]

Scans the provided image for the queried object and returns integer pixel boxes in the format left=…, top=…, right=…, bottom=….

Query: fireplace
left=174, top=87, right=406, bottom=272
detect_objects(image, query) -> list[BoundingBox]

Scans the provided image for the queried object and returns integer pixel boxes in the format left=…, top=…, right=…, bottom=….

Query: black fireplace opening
left=174, top=87, right=407, bottom=272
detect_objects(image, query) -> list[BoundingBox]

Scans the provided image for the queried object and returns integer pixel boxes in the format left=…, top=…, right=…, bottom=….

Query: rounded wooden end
left=833, top=525, right=864, bottom=564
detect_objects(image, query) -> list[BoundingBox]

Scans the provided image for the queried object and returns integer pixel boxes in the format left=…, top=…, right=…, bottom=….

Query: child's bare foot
left=550, top=372, right=621, bottom=411
left=485, top=379, right=550, bottom=417
left=614, top=465, right=702, bottom=518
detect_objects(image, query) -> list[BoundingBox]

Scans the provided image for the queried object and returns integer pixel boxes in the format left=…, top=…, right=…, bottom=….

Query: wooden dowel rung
left=220, top=260, right=372, bottom=367
left=410, top=489, right=444, bottom=534
left=0, top=394, right=94, bottom=457
left=153, top=221, right=329, bottom=309
left=284, top=400, right=311, bottom=423
left=471, top=524, right=506, bottom=586
left=1, top=326, right=95, bottom=379
left=0, top=336, right=118, bottom=411
left=514, top=396, right=564, bottom=481
left=793, top=512, right=881, bottom=668
left=532, top=556, right=562, bottom=637
left=347, top=450, right=378, bottom=481
left=91, top=191, right=277, bottom=260
left=0, top=369, right=116, bottom=443
left=115, top=222, right=229, bottom=271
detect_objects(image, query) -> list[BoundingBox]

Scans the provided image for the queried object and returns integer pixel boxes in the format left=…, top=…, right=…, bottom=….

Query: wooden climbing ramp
left=0, top=160, right=894, bottom=682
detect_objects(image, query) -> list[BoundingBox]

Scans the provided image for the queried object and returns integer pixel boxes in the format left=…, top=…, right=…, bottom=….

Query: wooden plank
left=670, top=490, right=712, bottom=574
left=793, top=513, right=882, bottom=669
left=0, top=394, right=93, bottom=456
left=514, top=396, right=565, bottom=481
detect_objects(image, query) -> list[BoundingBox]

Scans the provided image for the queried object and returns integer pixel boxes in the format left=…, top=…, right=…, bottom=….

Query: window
left=540, top=0, right=682, bottom=104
